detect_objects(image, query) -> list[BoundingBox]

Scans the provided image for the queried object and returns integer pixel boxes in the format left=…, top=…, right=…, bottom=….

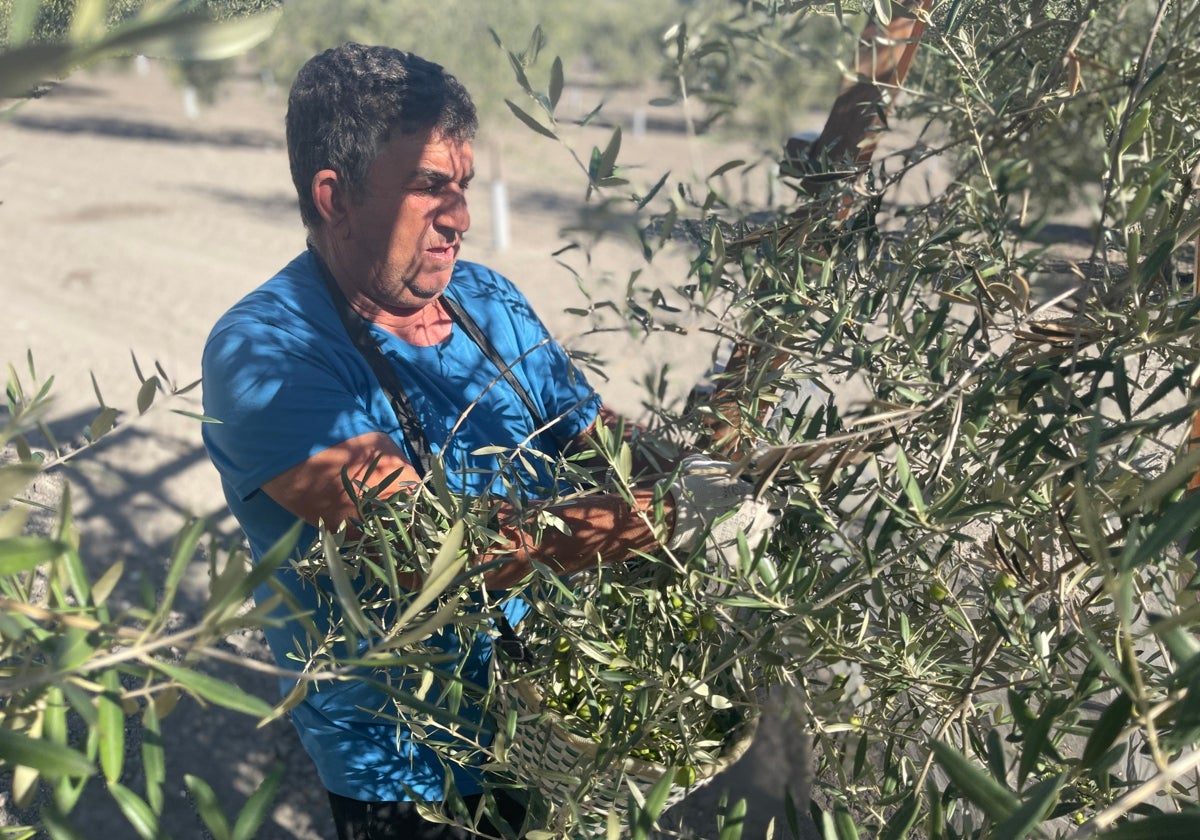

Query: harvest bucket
left=491, top=674, right=758, bottom=836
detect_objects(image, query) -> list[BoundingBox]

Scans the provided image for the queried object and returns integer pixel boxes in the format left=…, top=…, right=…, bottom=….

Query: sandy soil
left=1, top=61, right=819, bottom=839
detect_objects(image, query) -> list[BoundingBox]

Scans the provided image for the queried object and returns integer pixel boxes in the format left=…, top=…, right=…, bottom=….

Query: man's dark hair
left=286, top=43, right=478, bottom=230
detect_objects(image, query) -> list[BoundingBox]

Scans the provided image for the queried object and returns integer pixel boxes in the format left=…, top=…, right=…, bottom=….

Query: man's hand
left=662, top=455, right=780, bottom=565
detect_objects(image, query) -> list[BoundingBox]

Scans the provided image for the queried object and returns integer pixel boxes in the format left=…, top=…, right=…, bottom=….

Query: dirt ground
left=1, top=61, right=821, bottom=839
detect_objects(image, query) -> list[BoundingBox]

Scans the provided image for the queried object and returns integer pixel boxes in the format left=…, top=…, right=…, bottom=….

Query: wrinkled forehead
left=366, top=128, right=475, bottom=178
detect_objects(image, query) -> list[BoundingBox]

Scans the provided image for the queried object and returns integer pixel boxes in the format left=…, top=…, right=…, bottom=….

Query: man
left=202, top=43, right=771, bottom=839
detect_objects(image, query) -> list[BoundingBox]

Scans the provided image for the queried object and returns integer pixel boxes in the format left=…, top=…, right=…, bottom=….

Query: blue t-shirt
left=201, top=251, right=601, bottom=801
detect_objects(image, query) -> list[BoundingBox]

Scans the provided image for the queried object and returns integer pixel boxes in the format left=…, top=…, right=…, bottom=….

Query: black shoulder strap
left=315, top=248, right=539, bottom=660
left=311, top=247, right=435, bottom=475
left=440, top=295, right=545, bottom=429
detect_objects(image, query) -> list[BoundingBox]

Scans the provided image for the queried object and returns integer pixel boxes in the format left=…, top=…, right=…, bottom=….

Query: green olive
left=674, top=765, right=697, bottom=786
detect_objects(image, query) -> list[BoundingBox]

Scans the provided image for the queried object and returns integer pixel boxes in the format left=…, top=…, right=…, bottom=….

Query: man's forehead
left=369, top=130, right=474, bottom=181
left=384, top=129, right=472, bottom=162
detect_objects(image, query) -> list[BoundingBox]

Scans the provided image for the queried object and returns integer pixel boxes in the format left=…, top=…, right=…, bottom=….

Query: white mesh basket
left=491, top=675, right=757, bottom=836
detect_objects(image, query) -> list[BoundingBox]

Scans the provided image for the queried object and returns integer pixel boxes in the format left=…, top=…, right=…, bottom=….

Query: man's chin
left=412, top=268, right=455, bottom=300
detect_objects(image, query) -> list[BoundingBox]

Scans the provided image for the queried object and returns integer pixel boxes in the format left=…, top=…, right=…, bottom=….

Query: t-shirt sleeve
left=202, top=317, right=393, bottom=502
left=528, top=337, right=602, bottom=445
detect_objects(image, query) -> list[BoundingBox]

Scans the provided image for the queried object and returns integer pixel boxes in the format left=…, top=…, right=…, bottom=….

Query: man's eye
left=412, top=180, right=468, bottom=195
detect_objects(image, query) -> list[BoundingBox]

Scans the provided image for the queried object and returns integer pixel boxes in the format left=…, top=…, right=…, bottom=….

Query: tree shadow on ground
left=10, top=112, right=282, bottom=150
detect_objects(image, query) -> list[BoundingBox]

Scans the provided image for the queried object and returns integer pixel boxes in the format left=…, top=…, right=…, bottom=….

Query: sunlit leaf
left=718, top=796, right=748, bottom=840
left=1149, top=613, right=1200, bottom=665
left=504, top=99, right=557, bottom=139
left=0, top=728, right=95, bottom=779
left=185, top=774, right=232, bottom=840
left=142, top=700, right=165, bottom=815
left=833, top=805, right=861, bottom=840
left=0, top=536, right=68, bottom=575
left=126, top=7, right=282, bottom=62
left=154, top=661, right=273, bottom=718
left=171, top=408, right=220, bottom=422
left=10, top=707, right=42, bottom=808
left=377, top=595, right=466, bottom=652
left=69, top=0, right=107, bottom=43
left=894, top=447, right=926, bottom=516
left=231, top=763, right=284, bottom=840
left=108, top=784, right=161, bottom=840
left=98, top=669, right=126, bottom=784
left=205, top=522, right=296, bottom=621
left=157, top=517, right=205, bottom=623
left=389, top=520, right=466, bottom=631
left=322, top=531, right=376, bottom=639
left=1120, top=103, right=1151, bottom=154
left=91, top=560, right=124, bottom=608
left=627, top=767, right=672, bottom=836
left=8, top=0, right=39, bottom=45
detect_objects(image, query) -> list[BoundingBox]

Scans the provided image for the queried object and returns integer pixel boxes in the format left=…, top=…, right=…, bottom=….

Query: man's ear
left=312, top=169, right=348, bottom=228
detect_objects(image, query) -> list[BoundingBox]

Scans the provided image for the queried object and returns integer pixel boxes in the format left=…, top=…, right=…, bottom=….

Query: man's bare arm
left=480, top=487, right=669, bottom=589
left=260, top=424, right=673, bottom=590
left=261, top=431, right=422, bottom=532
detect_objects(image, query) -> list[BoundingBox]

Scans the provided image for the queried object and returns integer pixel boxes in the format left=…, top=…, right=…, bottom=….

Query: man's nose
left=436, top=190, right=470, bottom=237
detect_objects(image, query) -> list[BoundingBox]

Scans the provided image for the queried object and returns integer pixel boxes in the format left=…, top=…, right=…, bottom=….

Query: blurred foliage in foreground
left=0, top=0, right=857, bottom=142
left=0, top=0, right=281, bottom=98
left=2, top=356, right=293, bottom=838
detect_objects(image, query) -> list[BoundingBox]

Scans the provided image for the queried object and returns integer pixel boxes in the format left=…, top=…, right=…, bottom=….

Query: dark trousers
left=328, top=791, right=526, bottom=840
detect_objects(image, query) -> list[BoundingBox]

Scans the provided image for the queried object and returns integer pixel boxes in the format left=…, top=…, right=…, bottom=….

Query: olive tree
left=480, top=0, right=1200, bottom=836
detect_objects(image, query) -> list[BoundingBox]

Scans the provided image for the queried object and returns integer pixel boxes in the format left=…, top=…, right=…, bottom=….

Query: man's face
left=343, top=129, right=474, bottom=311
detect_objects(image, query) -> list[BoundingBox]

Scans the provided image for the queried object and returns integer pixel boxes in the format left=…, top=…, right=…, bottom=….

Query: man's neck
left=310, top=239, right=454, bottom=346
left=359, top=296, right=452, bottom=347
